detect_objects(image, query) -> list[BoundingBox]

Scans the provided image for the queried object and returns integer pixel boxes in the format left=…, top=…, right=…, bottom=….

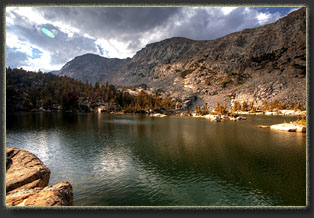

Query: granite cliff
left=58, top=8, right=306, bottom=110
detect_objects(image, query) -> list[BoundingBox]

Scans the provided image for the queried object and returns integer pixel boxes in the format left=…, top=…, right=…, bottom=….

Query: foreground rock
left=6, top=147, right=50, bottom=192
left=6, top=147, right=73, bottom=207
left=6, top=181, right=73, bottom=206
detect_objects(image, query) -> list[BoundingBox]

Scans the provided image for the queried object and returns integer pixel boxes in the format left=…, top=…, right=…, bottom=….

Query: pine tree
left=241, top=101, right=248, bottom=111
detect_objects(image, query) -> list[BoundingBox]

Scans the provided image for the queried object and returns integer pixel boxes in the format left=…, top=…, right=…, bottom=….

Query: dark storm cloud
left=32, top=7, right=185, bottom=57
left=164, top=7, right=279, bottom=41
left=36, top=7, right=181, bottom=39
left=33, top=7, right=283, bottom=50
left=35, top=6, right=280, bottom=55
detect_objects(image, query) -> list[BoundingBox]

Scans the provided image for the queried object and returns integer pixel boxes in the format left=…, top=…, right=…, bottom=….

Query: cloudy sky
left=6, top=6, right=300, bottom=72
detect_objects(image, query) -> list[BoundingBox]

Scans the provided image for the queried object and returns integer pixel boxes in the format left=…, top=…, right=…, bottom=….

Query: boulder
left=6, top=147, right=73, bottom=207
left=296, top=126, right=306, bottom=133
left=210, top=115, right=221, bottom=122
left=6, top=147, right=50, bottom=192
left=229, top=117, right=237, bottom=121
left=6, top=181, right=73, bottom=206
left=236, top=116, right=247, bottom=121
left=270, top=123, right=306, bottom=133
left=204, top=114, right=221, bottom=122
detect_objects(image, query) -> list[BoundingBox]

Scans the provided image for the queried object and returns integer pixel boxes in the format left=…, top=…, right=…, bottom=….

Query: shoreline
left=8, top=109, right=306, bottom=117
left=8, top=109, right=307, bottom=133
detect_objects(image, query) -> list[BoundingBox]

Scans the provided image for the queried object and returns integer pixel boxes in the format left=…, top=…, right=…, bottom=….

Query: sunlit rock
left=270, top=123, right=306, bottom=133
left=6, top=147, right=73, bottom=207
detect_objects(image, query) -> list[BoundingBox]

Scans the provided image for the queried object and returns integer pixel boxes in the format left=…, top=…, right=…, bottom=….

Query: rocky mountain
left=58, top=53, right=126, bottom=83
left=57, top=8, right=306, bottom=110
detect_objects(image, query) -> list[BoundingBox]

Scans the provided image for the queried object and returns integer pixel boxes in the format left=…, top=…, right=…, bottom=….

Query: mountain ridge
left=57, top=8, right=306, bottom=109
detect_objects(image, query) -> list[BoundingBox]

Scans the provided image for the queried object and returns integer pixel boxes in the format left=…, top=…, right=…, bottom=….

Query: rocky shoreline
left=6, top=147, right=73, bottom=207
left=235, top=109, right=306, bottom=117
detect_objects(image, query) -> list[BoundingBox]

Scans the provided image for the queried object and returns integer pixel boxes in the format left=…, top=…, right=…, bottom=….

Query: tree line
left=6, top=68, right=177, bottom=113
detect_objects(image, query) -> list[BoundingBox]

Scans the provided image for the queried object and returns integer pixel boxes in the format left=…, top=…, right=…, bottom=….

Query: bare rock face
left=6, top=147, right=73, bottom=207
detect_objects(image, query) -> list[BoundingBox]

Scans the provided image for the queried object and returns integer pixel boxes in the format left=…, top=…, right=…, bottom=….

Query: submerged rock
left=228, top=116, right=246, bottom=121
left=151, top=113, right=167, bottom=117
left=6, top=147, right=73, bottom=207
left=258, top=125, right=270, bottom=128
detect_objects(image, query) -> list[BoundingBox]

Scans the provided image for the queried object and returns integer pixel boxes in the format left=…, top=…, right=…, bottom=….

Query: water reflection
left=6, top=113, right=306, bottom=206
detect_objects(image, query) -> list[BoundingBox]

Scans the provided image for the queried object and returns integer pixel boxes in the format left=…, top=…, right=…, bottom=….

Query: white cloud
left=6, top=7, right=81, bottom=39
left=6, top=30, right=63, bottom=71
left=220, top=7, right=237, bottom=15
left=5, top=8, right=16, bottom=25
left=24, top=50, right=64, bottom=72
left=257, top=12, right=274, bottom=25
left=6, top=32, right=33, bottom=57
left=138, top=28, right=166, bottom=48
left=7, top=7, right=46, bottom=24
left=95, top=38, right=134, bottom=59
left=288, top=7, right=301, bottom=14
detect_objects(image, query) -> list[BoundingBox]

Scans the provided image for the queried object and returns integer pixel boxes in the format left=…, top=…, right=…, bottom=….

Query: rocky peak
left=59, top=53, right=125, bottom=84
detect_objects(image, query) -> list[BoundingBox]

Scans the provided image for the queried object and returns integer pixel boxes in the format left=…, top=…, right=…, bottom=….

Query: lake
left=6, top=112, right=306, bottom=207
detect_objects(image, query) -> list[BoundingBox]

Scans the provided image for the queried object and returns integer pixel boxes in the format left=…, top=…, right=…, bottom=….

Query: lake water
left=6, top=112, right=306, bottom=207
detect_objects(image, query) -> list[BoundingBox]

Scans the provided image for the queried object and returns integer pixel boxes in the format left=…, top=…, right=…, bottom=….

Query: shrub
left=215, top=102, right=228, bottom=115
left=200, top=65, right=206, bottom=70
left=221, top=77, right=232, bottom=88
left=205, top=77, right=213, bottom=85
left=181, top=69, right=194, bottom=78
left=241, top=101, right=248, bottom=111
left=232, top=101, right=241, bottom=112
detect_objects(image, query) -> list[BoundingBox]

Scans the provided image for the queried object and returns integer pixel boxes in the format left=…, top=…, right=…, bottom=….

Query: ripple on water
left=6, top=113, right=306, bottom=206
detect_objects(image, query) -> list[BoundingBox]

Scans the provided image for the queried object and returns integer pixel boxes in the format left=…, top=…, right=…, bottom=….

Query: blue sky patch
left=96, top=45, right=104, bottom=56
left=31, top=48, right=43, bottom=59
left=252, top=7, right=300, bottom=16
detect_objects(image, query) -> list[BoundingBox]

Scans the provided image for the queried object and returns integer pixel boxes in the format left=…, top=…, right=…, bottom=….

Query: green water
left=6, top=112, right=306, bottom=206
